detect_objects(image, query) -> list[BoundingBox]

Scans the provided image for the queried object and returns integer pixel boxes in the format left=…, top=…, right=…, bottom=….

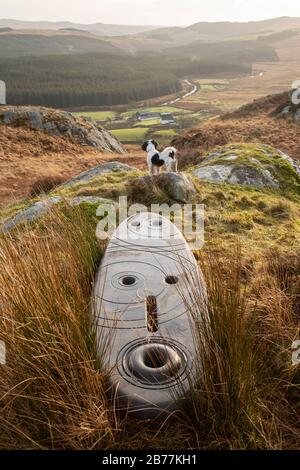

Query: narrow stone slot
left=146, top=295, right=158, bottom=333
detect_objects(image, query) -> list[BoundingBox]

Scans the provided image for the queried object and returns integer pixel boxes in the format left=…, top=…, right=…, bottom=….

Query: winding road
left=162, top=79, right=198, bottom=106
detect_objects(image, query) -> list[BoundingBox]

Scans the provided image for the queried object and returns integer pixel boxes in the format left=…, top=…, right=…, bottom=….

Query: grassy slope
left=0, top=89, right=299, bottom=448
left=0, top=32, right=121, bottom=57
left=0, top=162, right=299, bottom=449
left=72, top=110, right=117, bottom=121
left=173, top=98, right=300, bottom=166
left=0, top=124, right=146, bottom=209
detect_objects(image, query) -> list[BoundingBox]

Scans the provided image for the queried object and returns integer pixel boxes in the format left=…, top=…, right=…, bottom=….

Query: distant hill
left=164, top=39, right=279, bottom=63
left=1, top=17, right=300, bottom=53
left=0, top=32, right=122, bottom=57
left=59, top=28, right=87, bottom=33
left=0, top=52, right=181, bottom=107
left=185, top=16, right=300, bottom=38
left=141, top=16, right=300, bottom=45
left=0, top=19, right=158, bottom=37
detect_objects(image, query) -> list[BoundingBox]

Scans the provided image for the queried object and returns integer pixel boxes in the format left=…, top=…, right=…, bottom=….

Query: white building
left=0, top=81, right=6, bottom=105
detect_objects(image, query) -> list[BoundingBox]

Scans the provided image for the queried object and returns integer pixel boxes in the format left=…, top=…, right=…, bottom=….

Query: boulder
left=275, top=90, right=300, bottom=123
left=193, top=144, right=300, bottom=192
left=61, top=161, right=137, bottom=188
left=128, top=173, right=196, bottom=203
left=0, top=106, right=124, bottom=153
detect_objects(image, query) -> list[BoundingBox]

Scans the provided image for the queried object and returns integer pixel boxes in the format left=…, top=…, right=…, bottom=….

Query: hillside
left=0, top=53, right=181, bottom=108
left=0, top=92, right=299, bottom=450
left=164, top=39, right=278, bottom=62
left=0, top=106, right=147, bottom=208
left=141, top=16, right=300, bottom=44
left=0, top=31, right=122, bottom=57
left=0, top=124, right=144, bottom=209
left=3, top=16, right=298, bottom=108
left=0, top=19, right=157, bottom=36
left=173, top=91, right=300, bottom=166
left=184, top=16, right=300, bottom=39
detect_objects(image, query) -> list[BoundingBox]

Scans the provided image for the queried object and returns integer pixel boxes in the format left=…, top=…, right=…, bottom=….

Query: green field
left=198, top=83, right=227, bottom=92
left=72, top=86, right=222, bottom=143
left=110, top=127, right=149, bottom=142
left=153, top=129, right=177, bottom=137
left=73, top=110, right=117, bottom=121
left=121, top=106, right=190, bottom=119
left=149, top=129, right=178, bottom=144
left=133, top=118, right=161, bottom=127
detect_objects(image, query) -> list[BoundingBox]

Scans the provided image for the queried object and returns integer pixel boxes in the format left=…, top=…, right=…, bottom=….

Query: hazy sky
left=1, top=0, right=300, bottom=26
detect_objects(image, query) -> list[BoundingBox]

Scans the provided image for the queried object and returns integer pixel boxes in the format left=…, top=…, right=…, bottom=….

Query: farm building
left=136, top=111, right=160, bottom=121
left=160, top=113, right=176, bottom=124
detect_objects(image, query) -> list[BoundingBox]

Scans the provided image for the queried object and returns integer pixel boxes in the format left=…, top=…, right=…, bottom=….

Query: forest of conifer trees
left=0, top=52, right=251, bottom=108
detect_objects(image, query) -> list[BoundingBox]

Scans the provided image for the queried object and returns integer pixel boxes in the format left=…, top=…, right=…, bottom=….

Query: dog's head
left=141, top=140, right=159, bottom=152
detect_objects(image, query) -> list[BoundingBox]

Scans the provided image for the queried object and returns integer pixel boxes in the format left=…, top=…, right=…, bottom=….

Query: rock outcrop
left=274, top=88, right=300, bottom=122
left=61, top=161, right=136, bottom=188
left=193, top=144, right=300, bottom=192
left=1, top=197, right=63, bottom=232
left=1, top=196, right=117, bottom=232
left=0, top=106, right=124, bottom=153
left=1, top=161, right=136, bottom=231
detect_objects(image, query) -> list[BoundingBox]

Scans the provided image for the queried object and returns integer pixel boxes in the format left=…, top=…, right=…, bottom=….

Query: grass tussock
left=29, top=176, right=66, bottom=197
left=0, top=206, right=299, bottom=449
left=0, top=206, right=117, bottom=449
left=178, top=251, right=300, bottom=449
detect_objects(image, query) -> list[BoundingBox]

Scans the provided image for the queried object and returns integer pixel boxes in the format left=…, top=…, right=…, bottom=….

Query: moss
left=190, top=177, right=300, bottom=256
left=199, top=143, right=300, bottom=194
left=0, top=197, right=39, bottom=223
left=1, top=164, right=300, bottom=259
left=52, top=170, right=144, bottom=200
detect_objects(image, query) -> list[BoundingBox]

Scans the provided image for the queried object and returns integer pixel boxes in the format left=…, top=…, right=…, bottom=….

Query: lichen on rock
left=0, top=106, right=124, bottom=153
left=193, top=143, right=300, bottom=193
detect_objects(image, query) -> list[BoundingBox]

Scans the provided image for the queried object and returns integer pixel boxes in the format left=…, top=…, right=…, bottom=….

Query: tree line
left=0, top=52, right=252, bottom=108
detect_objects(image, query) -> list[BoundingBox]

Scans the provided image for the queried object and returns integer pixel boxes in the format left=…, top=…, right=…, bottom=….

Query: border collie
left=141, top=140, right=178, bottom=175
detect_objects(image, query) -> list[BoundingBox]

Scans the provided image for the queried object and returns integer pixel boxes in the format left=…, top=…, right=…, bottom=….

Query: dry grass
left=175, top=116, right=300, bottom=169
left=29, top=176, right=67, bottom=197
left=0, top=206, right=118, bottom=449
left=178, top=251, right=300, bottom=449
left=0, top=206, right=299, bottom=449
left=0, top=123, right=146, bottom=208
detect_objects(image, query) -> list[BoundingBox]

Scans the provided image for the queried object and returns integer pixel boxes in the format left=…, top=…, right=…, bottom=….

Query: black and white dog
left=141, top=140, right=178, bottom=175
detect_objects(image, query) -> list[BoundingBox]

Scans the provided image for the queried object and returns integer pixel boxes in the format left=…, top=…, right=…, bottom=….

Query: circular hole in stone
left=151, top=219, right=163, bottom=227
left=123, top=341, right=185, bottom=385
left=143, top=346, right=169, bottom=369
left=165, top=275, right=179, bottom=285
left=121, top=275, right=137, bottom=286
left=131, top=220, right=140, bottom=227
